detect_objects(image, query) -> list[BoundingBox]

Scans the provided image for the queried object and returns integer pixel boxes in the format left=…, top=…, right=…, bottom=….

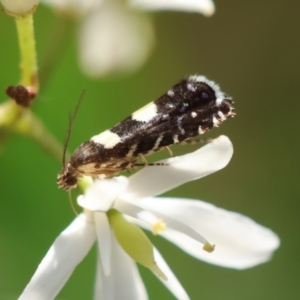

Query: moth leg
left=179, top=137, right=213, bottom=146
left=134, top=154, right=170, bottom=169
left=139, top=154, right=149, bottom=164
left=148, top=162, right=169, bottom=166
left=137, top=154, right=169, bottom=167
left=165, top=146, right=173, bottom=156
left=133, top=162, right=169, bottom=168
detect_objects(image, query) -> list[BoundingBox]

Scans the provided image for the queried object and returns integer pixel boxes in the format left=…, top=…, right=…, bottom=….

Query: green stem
left=15, top=14, right=39, bottom=89
left=14, top=110, right=64, bottom=163
left=0, top=101, right=64, bottom=163
left=0, top=12, right=69, bottom=163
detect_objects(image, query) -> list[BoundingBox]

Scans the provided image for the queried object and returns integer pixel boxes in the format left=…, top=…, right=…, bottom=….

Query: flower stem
left=0, top=11, right=66, bottom=164
left=15, top=13, right=39, bottom=89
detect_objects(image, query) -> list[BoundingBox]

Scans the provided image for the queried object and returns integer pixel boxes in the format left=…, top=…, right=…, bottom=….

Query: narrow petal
left=123, top=136, right=233, bottom=201
left=129, top=0, right=215, bottom=16
left=107, top=209, right=167, bottom=280
left=94, top=232, right=148, bottom=300
left=141, top=198, right=280, bottom=269
left=78, top=1, right=155, bottom=78
left=108, top=204, right=191, bottom=299
left=19, top=213, right=96, bottom=300
left=153, top=247, right=190, bottom=300
left=78, top=176, right=128, bottom=212
left=94, top=212, right=111, bottom=276
left=42, top=0, right=101, bottom=16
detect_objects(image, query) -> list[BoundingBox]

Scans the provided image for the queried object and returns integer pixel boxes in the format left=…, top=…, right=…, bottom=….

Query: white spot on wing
left=213, top=116, right=220, bottom=127
left=126, top=144, right=138, bottom=157
left=216, top=98, right=223, bottom=106
left=218, top=111, right=226, bottom=121
left=191, top=112, right=197, bottom=118
left=187, top=83, right=196, bottom=92
left=91, top=130, right=121, bottom=149
left=167, top=89, right=175, bottom=97
left=153, top=134, right=164, bottom=150
left=132, top=102, right=157, bottom=122
left=177, top=117, right=185, bottom=135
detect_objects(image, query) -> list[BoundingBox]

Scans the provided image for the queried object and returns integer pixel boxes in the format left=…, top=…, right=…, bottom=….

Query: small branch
left=0, top=100, right=65, bottom=163
left=15, top=13, right=39, bottom=89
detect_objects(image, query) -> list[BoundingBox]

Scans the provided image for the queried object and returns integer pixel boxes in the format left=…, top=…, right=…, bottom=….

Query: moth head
left=58, top=91, right=86, bottom=192
left=57, top=163, right=78, bottom=191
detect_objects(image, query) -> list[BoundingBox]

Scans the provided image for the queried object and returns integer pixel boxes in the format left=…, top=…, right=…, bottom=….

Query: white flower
left=42, top=0, right=215, bottom=78
left=1, top=0, right=39, bottom=16
left=19, top=136, right=280, bottom=300
left=129, top=0, right=215, bottom=15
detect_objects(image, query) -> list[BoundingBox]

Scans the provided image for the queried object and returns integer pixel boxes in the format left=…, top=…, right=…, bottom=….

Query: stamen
left=152, top=219, right=166, bottom=235
left=203, top=242, right=215, bottom=253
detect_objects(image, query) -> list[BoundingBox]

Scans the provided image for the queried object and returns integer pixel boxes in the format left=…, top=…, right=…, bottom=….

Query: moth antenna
left=165, top=146, right=173, bottom=156
left=139, top=154, right=148, bottom=164
left=69, top=190, right=94, bottom=224
left=68, top=190, right=79, bottom=216
left=62, top=90, right=86, bottom=166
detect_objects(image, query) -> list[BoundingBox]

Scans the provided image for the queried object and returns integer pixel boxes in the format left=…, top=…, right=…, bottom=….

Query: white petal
left=153, top=248, right=190, bottom=300
left=19, top=213, right=96, bottom=300
left=94, top=212, right=111, bottom=276
left=78, top=1, right=155, bottom=78
left=42, top=0, right=101, bottom=16
left=141, top=198, right=280, bottom=269
left=123, top=136, right=233, bottom=201
left=117, top=198, right=209, bottom=245
left=78, top=176, right=128, bottom=212
left=94, top=232, right=148, bottom=300
left=129, top=0, right=215, bottom=16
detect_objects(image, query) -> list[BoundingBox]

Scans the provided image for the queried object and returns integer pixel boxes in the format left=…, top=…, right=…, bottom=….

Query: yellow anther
left=203, top=242, right=215, bottom=253
left=152, top=219, right=166, bottom=235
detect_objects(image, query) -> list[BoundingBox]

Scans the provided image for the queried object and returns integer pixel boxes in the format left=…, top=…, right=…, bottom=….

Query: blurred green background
left=0, top=1, right=299, bottom=299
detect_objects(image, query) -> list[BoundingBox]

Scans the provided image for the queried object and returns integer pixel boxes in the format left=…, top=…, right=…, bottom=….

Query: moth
left=57, top=75, right=235, bottom=191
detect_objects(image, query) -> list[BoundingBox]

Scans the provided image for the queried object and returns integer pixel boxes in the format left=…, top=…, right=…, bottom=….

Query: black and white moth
left=57, top=75, right=235, bottom=191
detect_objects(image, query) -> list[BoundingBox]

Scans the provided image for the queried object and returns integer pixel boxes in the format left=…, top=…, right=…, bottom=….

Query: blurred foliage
left=0, top=1, right=299, bottom=299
